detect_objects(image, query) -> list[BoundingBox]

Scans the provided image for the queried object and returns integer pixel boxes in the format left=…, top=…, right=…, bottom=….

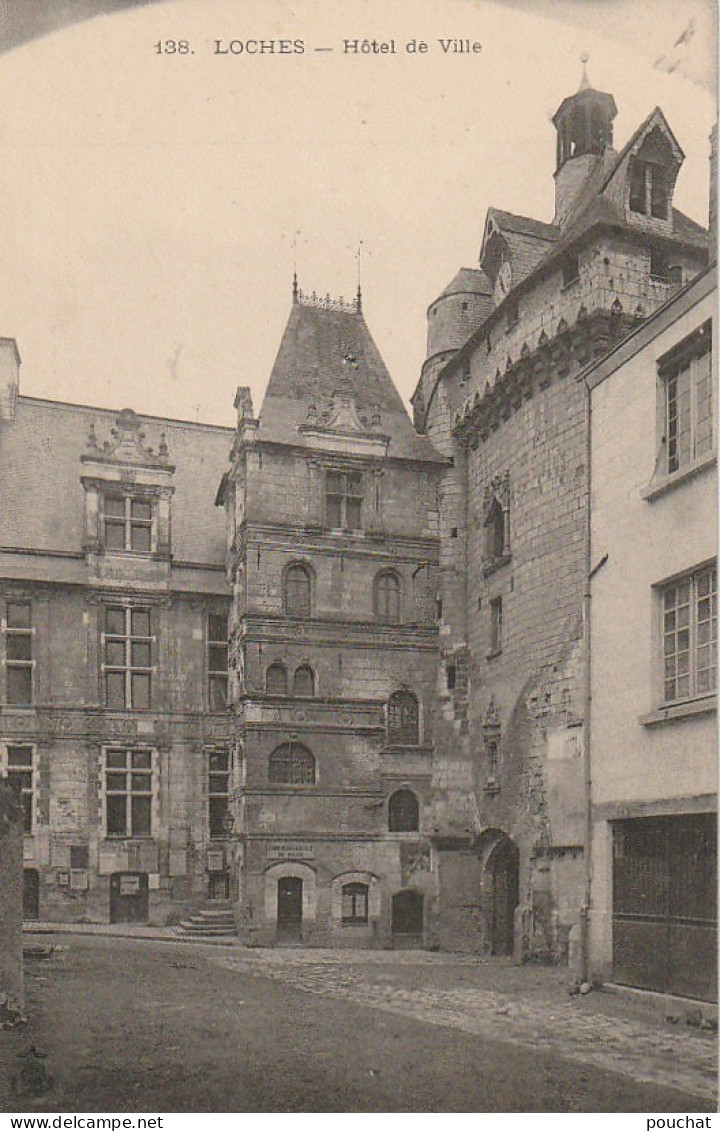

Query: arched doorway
left=480, top=831, right=520, bottom=956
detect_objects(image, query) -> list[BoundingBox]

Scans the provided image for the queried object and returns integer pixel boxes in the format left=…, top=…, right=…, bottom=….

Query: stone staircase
left=175, top=901, right=237, bottom=939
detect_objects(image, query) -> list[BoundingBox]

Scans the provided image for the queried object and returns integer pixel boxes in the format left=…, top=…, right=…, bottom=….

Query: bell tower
left=552, top=56, right=617, bottom=226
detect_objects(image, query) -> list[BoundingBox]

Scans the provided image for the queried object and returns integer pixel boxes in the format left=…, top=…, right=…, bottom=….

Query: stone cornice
left=453, top=308, right=642, bottom=447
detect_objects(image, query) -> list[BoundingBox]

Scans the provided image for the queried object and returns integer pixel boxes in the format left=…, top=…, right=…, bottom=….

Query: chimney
left=0, top=338, right=20, bottom=423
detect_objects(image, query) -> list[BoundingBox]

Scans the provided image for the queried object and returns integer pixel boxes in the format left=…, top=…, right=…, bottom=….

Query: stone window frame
left=3, top=598, right=35, bottom=706
left=324, top=467, right=364, bottom=532
left=386, top=689, right=421, bottom=746
left=374, top=569, right=403, bottom=624
left=292, top=664, right=316, bottom=697
left=629, top=157, right=670, bottom=220
left=207, top=611, right=230, bottom=711
left=101, top=745, right=156, bottom=840
left=102, top=603, right=155, bottom=711
left=207, top=747, right=232, bottom=839
left=341, top=881, right=370, bottom=924
left=268, top=741, right=316, bottom=786
left=482, top=472, right=511, bottom=576
left=265, top=660, right=288, bottom=695
left=101, top=491, right=155, bottom=554
left=1, top=742, right=36, bottom=834
left=489, top=595, right=503, bottom=657
left=282, top=561, right=313, bottom=619
left=388, top=787, right=420, bottom=833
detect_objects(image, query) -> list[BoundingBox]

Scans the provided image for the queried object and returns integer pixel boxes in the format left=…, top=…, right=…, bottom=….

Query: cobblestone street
left=206, top=946, right=718, bottom=1103
left=2, top=933, right=716, bottom=1112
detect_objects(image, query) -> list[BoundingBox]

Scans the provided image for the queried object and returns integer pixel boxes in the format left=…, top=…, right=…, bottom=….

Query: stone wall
left=0, top=782, right=23, bottom=1010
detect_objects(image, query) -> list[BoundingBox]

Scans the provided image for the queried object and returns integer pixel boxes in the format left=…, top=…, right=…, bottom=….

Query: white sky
left=0, top=0, right=715, bottom=426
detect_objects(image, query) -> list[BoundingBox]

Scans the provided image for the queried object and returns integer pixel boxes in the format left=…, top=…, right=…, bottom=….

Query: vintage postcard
left=0, top=0, right=716, bottom=1119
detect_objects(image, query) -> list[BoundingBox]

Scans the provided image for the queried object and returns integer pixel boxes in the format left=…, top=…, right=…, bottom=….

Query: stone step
left=182, top=916, right=235, bottom=928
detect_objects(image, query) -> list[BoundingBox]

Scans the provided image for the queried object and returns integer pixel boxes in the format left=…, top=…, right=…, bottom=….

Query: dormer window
left=103, top=494, right=154, bottom=553
left=629, top=160, right=669, bottom=220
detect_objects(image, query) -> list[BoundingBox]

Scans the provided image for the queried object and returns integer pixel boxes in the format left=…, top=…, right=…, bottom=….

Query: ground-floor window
left=342, top=882, right=369, bottom=924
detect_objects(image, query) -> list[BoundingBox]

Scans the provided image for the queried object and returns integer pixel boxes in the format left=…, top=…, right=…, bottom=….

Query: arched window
left=266, top=661, right=287, bottom=696
left=389, top=789, right=419, bottom=833
left=293, top=664, right=315, bottom=697
left=387, top=690, right=420, bottom=745
left=268, top=742, right=315, bottom=785
left=375, top=571, right=401, bottom=624
left=342, top=882, right=369, bottom=924
left=284, top=564, right=311, bottom=618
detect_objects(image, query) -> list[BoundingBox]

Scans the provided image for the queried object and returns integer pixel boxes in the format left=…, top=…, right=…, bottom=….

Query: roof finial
left=292, top=230, right=301, bottom=302
left=579, top=51, right=590, bottom=91
left=356, top=240, right=363, bottom=314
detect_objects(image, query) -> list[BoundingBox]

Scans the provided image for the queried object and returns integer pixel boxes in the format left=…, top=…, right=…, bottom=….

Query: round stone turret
left=425, top=268, right=492, bottom=367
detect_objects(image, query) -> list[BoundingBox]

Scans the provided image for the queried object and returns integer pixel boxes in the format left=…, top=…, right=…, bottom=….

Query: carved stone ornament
left=482, top=471, right=510, bottom=523
left=85, top=409, right=171, bottom=466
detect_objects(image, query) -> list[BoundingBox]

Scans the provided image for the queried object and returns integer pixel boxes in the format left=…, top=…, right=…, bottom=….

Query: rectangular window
left=208, top=749, right=231, bottom=838
left=6, top=745, right=33, bottom=834
left=103, top=606, right=153, bottom=709
left=490, top=596, right=503, bottom=654
left=207, top=613, right=229, bottom=710
left=6, top=601, right=33, bottom=705
left=325, top=471, right=363, bottom=530
left=105, top=748, right=153, bottom=837
left=665, top=331, right=713, bottom=474
left=662, top=565, right=716, bottom=703
left=103, top=495, right=153, bottom=553
left=506, top=297, right=519, bottom=330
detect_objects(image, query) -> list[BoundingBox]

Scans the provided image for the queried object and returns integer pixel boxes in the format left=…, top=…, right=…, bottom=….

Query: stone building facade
left=0, top=373, right=235, bottom=925
left=218, top=288, right=447, bottom=945
left=412, top=71, right=709, bottom=961
left=0, top=69, right=712, bottom=968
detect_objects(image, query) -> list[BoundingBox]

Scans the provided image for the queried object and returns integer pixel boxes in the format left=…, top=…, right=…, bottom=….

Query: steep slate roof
left=436, top=267, right=492, bottom=301
left=0, top=398, right=232, bottom=564
left=479, top=207, right=561, bottom=288
left=258, top=299, right=445, bottom=463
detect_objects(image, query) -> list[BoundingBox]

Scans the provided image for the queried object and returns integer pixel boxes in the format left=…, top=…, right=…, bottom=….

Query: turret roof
left=257, top=297, right=445, bottom=463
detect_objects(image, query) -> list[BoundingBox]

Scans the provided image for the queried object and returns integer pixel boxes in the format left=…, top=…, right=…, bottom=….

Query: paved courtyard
left=1, top=933, right=716, bottom=1113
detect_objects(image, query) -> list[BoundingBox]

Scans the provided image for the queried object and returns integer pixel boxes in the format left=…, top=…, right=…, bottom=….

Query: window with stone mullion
left=105, top=748, right=152, bottom=837
left=5, top=601, right=33, bottom=705
left=104, top=606, right=153, bottom=710
left=104, top=495, right=152, bottom=553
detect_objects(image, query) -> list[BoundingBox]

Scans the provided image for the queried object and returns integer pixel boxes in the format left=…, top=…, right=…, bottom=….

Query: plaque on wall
left=266, top=840, right=315, bottom=861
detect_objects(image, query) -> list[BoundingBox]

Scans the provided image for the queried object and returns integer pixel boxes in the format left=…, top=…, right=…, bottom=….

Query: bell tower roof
left=552, top=57, right=618, bottom=173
